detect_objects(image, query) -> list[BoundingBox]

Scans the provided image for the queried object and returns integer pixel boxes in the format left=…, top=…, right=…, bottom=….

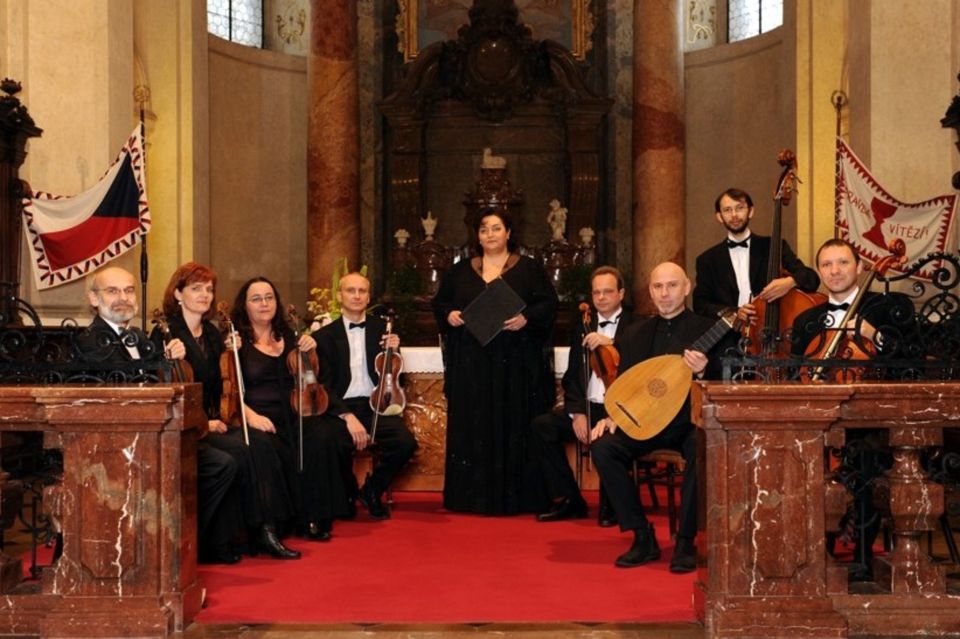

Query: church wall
left=683, top=26, right=797, bottom=280
left=206, top=35, right=308, bottom=310
left=4, top=0, right=136, bottom=322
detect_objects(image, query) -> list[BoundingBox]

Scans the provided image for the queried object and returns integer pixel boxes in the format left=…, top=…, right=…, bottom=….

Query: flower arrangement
left=306, top=257, right=368, bottom=332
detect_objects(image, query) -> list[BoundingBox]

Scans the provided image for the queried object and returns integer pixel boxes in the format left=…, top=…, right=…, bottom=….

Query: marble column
left=307, top=0, right=360, bottom=290
left=631, top=0, right=684, bottom=312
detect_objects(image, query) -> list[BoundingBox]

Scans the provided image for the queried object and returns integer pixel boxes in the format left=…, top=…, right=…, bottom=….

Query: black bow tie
left=826, top=302, right=850, bottom=312
left=726, top=238, right=750, bottom=249
left=599, top=317, right=619, bottom=328
left=348, top=321, right=366, bottom=330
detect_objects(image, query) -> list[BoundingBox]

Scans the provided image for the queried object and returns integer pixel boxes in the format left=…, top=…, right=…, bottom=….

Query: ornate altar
left=379, top=0, right=611, bottom=344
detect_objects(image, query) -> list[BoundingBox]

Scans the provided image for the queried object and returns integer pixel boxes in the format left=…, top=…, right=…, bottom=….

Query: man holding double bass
left=315, top=272, right=418, bottom=521
left=530, top=266, right=636, bottom=527
left=590, top=262, right=719, bottom=573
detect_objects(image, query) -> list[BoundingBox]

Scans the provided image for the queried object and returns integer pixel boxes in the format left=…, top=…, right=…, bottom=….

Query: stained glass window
left=207, top=0, right=263, bottom=48
left=728, top=0, right=783, bottom=43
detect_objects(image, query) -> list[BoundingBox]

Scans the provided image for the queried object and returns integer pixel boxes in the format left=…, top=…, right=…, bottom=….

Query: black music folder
left=461, top=278, right=526, bottom=346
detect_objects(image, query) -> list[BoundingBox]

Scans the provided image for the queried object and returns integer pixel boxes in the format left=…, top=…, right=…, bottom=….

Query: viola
left=746, top=150, right=826, bottom=354
left=578, top=302, right=620, bottom=389
left=370, top=314, right=406, bottom=418
left=286, top=305, right=329, bottom=418
left=216, top=302, right=250, bottom=445
left=802, top=240, right=907, bottom=383
left=151, top=308, right=194, bottom=383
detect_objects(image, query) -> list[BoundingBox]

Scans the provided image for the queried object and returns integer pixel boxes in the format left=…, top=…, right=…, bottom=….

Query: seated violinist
left=530, top=266, right=636, bottom=527
left=314, top=272, right=418, bottom=520
left=790, top=238, right=912, bottom=581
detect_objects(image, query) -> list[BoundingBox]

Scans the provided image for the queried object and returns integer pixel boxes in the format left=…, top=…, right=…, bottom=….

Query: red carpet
left=196, top=491, right=697, bottom=624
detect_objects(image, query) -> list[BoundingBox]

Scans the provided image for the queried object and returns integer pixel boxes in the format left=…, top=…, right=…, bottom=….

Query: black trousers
left=590, top=419, right=698, bottom=539
left=529, top=403, right=607, bottom=503
left=330, top=398, right=418, bottom=496
left=197, top=441, right=240, bottom=551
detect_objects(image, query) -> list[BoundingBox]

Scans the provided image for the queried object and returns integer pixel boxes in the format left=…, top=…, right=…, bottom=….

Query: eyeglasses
left=248, top=295, right=275, bottom=305
left=95, top=286, right=136, bottom=297
left=720, top=203, right=749, bottom=215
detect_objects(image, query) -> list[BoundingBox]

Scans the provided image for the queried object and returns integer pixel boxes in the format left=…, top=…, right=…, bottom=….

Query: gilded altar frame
left=396, top=0, right=596, bottom=63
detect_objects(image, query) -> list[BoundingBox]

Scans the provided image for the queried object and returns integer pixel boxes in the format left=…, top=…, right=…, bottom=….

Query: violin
left=746, top=150, right=826, bottom=354
left=802, top=240, right=907, bottom=382
left=151, top=308, right=194, bottom=383
left=370, top=314, right=406, bottom=420
left=579, top=302, right=620, bottom=389
left=216, top=302, right=250, bottom=445
left=286, top=305, right=329, bottom=417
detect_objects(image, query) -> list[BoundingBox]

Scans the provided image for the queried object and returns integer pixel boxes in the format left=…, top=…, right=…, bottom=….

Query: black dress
left=155, top=316, right=296, bottom=532
left=432, top=254, right=558, bottom=514
left=238, top=333, right=352, bottom=524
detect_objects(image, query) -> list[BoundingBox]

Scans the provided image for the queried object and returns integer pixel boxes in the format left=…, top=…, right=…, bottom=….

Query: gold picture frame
left=397, top=0, right=595, bottom=63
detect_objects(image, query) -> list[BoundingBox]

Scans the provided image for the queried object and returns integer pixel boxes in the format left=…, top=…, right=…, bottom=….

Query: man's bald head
left=648, top=261, right=691, bottom=319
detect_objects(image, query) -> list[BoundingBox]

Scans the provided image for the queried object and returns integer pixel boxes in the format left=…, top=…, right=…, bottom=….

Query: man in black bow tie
left=693, top=187, right=819, bottom=327
left=315, top=272, right=418, bottom=520
left=529, top=266, right=636, bottom=527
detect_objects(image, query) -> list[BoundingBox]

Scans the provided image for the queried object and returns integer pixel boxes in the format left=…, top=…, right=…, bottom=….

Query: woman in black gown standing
left=231, top=276, right=352, bottom=538
left=155, top=262, right=300, bottom=559
left=432, top=210, right=558, bottom=514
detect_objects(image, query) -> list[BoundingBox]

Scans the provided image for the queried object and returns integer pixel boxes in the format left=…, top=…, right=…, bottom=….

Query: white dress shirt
left=342, top=314, right=375, bottom=400
left=727, top=232, right=753, bottom=307
left=103, top=317, right=140, bottom=360
left=826, top=288, right=859, bottom=329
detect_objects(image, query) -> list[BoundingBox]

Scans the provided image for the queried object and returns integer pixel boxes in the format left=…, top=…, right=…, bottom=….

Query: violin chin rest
left=381, top=405, right=404, bottom=417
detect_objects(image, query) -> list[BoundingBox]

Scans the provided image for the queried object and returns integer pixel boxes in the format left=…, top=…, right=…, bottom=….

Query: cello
left=746, top=150, right=826, bottom=354
left=368, top=313, right=406, bottom=444
left=216, top=302, right=251, bottom=446
left=803, top=240, right=907, bottom=382
left=286, top=305, right=329, bottom=470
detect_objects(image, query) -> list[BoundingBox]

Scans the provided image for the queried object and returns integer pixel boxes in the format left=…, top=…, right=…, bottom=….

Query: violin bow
left=578, top=302, right=593, bottom=475
left=288, top=305, right=305, bottom=472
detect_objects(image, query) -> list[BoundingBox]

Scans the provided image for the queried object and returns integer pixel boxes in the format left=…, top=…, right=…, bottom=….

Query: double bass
left=746, top=150, right=826, bottom=354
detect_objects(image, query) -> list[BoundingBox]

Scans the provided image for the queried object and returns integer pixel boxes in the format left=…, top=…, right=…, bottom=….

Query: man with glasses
left=530, top=266, right=635, bottom=527
left=693, top=188, right=819, bottom=328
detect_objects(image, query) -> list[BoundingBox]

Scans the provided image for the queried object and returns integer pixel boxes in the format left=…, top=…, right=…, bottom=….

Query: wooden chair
left=636, top=449, right=685, bottom=537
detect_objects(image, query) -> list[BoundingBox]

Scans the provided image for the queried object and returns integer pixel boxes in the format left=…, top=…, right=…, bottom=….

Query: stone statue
left=421, top=211, right=438, bottom=241
left=481, top=147, right=507, bottom=169
left=394, top=228, right=410, bottom=248
left=578, top=227, right=596, bottom=266
left=546, top=199, right=567, bottom=242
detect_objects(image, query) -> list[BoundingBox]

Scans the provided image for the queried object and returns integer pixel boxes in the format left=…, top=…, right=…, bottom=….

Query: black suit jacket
left=78, top=315, right=153, bottom=363
left=561, top=308, right=639, bottom=415
left=315, top=315, right=390, bottom=416
left=614, top=309, right=719, bottom=427
left=693, top=235, right=820, bottom=319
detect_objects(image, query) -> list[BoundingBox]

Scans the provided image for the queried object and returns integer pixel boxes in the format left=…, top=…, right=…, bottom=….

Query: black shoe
left=306, top=520, right=332, bottom=542
left=536, top=497, right=588, bottom=522
left=669, top=536, right=697, bottom=573
left=257, top=524, right=301, bottom=559
left=615, top=524, right=661, bottom=568
left=358, top=483, right=390, bottom=520
left=199, top=546, right=241, bottom=565
left=341, top=497, right=358, bottom=520
left=597, top=499, right=618, bottom=528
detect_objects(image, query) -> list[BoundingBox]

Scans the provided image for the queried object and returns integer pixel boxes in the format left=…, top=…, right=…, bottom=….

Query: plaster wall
left=684, top=26, right=797, bottom=281
left=207, top=35, right=307, bottom=309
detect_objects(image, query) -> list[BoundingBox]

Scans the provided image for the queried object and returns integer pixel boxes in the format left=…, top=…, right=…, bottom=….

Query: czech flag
left=22, top=127, right=150, bottom=290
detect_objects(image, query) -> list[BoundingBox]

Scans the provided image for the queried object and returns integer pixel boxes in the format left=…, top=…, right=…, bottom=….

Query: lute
left=604, top=311, right=736, bottom=441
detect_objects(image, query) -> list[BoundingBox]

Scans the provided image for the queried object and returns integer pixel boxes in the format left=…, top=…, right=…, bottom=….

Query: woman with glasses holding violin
left=230, top=276, right=353, bottom=542
left=153, top=263, right=301, bottom=561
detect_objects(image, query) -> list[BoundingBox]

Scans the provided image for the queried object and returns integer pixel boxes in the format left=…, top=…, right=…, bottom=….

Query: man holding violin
left=315, top=272, right=418, bottom=520
left=530, top=266, right=634, bottom=526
